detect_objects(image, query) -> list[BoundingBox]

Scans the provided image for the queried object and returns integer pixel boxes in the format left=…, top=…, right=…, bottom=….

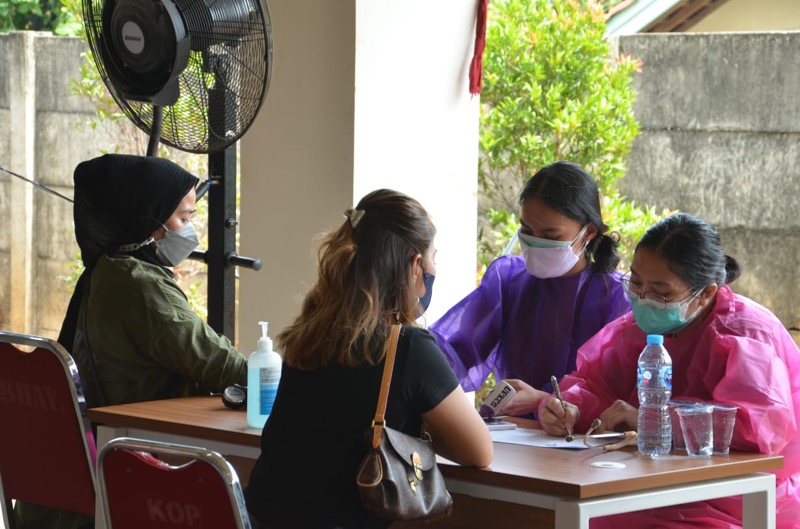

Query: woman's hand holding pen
left=539, top=397, right=580, bottom=436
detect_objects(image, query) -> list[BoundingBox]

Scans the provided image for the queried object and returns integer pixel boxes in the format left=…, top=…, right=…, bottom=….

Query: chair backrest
left=98, top=437, right=251, bottom=529
left=0, top=330, right=97, bottom=516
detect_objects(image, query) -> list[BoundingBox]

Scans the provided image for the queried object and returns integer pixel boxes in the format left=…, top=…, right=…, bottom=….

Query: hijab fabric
left=58, top=154, right=199, bottom=351
left=73, top=153, right=199, bottom=269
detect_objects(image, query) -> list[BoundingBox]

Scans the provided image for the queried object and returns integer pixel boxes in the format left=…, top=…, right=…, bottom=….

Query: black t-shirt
left=245, top=326, right=459, bottom=529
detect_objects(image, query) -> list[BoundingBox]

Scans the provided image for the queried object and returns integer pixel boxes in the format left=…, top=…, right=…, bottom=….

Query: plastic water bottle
left=637, top=334, right=673, bottom=457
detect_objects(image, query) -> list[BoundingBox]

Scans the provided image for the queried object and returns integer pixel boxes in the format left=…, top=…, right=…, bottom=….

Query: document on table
left=490, top=427, right=588, bottom=450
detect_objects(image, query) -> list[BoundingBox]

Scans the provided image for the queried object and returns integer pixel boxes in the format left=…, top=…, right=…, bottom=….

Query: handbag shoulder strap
left=370, top=324, right=401, bottom=449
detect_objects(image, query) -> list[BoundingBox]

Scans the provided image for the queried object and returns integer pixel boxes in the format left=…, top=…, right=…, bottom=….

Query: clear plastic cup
left=712, top=403, right=738, bottom=455
left=668, top=400, right=696, bottom=452
left=677, top=405, right=714, bottom=457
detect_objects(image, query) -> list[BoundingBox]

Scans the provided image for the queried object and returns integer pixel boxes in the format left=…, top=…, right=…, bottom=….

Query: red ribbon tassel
left=469, top=0, right=488, bottom=95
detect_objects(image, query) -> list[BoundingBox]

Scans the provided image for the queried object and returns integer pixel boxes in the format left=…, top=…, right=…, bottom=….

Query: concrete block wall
left=0, top=32, right=122, bottom=338
left=615, top=31, right=800, bottom=335
left=0, top=34, right=15, bottom=331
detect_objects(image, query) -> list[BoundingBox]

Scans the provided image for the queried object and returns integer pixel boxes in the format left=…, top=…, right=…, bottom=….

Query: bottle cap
left=257, top=321, right=272, bottom=352
left=646, top=334, right=664, bottom=345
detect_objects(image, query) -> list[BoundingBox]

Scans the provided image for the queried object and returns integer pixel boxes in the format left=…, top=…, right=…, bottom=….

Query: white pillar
left=239, top=0, right=480, bottom=350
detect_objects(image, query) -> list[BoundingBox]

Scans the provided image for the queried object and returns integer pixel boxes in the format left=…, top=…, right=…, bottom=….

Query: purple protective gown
left=551, top=285, right=800, bottom=529
left=429, top=255, right=630, bottom=392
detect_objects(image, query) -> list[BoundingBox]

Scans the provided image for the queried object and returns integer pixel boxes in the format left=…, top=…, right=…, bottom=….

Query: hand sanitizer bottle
left=247, top=321, right=282, bottom=429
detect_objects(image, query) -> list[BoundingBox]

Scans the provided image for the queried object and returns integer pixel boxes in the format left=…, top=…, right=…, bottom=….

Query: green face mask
left=630, top=291, right=701, bottom=335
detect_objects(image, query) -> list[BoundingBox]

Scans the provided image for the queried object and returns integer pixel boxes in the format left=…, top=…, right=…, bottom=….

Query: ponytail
left=589, top=232, right=621, bottom=274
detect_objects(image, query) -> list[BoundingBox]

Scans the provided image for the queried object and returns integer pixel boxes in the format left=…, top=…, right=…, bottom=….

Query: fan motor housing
left=101, top=0, right=191, bottom=106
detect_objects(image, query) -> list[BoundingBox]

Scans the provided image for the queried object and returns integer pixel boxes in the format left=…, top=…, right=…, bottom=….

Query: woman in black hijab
left=17, top=154, right=247, bottom=528
left=56, top=153, right=247, bottom=410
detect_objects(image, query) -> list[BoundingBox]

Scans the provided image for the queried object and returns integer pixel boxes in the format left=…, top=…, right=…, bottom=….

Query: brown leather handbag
left=356, top=324, right=453, bottom=521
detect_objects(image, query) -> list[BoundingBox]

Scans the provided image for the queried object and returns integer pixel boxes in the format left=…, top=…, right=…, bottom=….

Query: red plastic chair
left=0, top=330, right=97, bottom=526
left=98, top=437, right=251, bottom=529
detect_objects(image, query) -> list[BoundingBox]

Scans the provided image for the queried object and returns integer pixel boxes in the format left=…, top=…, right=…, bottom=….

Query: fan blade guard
left=84, top=0, right=272, bottom=153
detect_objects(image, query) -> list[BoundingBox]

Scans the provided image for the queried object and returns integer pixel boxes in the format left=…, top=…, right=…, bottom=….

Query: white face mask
left=155, top=223, right=199, bottom=267
left=518, top=225, right=588, bottom=279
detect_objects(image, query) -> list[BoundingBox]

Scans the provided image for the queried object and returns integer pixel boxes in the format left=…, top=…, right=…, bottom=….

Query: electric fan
left=81, top=0, right=272, bottom=337
left=82, top=0, right=272, bottom=155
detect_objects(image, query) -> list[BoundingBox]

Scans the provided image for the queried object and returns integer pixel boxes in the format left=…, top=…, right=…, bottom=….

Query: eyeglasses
left=620, top=276, right=696, bottom=310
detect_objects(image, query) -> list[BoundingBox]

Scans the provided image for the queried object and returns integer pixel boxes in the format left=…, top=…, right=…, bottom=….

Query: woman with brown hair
left=245, top=189, right=492, bottom=528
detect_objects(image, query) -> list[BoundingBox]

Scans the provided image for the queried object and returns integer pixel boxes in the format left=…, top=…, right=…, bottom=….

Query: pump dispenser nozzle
left=257, top=321, right=272, bottom=352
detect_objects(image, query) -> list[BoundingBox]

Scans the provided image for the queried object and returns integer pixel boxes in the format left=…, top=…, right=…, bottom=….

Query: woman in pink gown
left=540, top=212, right=800, bottom=529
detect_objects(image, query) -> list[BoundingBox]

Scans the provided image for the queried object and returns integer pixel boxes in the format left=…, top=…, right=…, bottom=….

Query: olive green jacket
left=86, top=254, right=247, bottom=405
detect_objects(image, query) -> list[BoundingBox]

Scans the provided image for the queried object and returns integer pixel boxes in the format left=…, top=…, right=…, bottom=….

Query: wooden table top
left=89, top=395, right=262, bottom=449
left=89, top=396, right=783, bottom=500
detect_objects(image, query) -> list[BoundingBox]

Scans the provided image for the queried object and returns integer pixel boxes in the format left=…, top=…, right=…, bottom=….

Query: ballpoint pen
left=551, top=375, right=574, bottom=442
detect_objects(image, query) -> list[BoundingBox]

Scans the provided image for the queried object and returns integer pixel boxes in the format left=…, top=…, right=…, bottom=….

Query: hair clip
left=344, top=207, right=365, bottom=229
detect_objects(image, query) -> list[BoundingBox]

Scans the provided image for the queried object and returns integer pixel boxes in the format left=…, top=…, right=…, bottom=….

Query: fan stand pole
left=206, top=146, right=237, bottom=339
left=146, top=106, right=164, bottom=157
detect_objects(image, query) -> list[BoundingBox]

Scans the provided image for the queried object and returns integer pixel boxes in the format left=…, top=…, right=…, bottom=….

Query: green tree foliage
left=478, top=0, right=668, bottom=273
left=0, top=0, right=81, bottom=35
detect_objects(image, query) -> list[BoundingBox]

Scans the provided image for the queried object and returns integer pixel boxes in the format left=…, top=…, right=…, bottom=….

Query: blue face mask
left=418, top=272, right=435, bottom=314
left=630, top=291, right=701, bottom=335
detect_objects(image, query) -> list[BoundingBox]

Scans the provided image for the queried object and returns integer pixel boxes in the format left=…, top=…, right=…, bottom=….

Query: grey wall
left=614, top=31, right=800, bottom=335
left=0, top=32, right=123, bottom=338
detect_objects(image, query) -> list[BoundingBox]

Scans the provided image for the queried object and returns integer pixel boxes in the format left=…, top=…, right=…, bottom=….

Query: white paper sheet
left=490, top=427, right=588, bottom=450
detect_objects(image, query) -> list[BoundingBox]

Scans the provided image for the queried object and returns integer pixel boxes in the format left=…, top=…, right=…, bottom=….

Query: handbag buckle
left=412, top=452, right=423, bottom=481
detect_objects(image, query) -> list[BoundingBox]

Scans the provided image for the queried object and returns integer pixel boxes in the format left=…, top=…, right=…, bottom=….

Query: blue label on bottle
left=259, top=366, right=280, bottom=415
left=638, top=366, right=671, bottom=389
left=260, top=385, right=278, bottom=414
left=638, top=366, right=654, bottom=387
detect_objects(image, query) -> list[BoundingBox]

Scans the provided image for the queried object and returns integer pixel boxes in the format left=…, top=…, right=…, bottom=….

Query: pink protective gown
left=557, top=285, right=800, bottom=529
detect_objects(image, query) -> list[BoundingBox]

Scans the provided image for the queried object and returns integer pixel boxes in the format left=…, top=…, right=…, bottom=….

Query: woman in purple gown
left=429, top=161, right=630, bottom=415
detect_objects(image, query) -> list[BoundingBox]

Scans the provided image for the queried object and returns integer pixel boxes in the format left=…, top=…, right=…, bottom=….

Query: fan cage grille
left=84, top=0, right=272, bottom=154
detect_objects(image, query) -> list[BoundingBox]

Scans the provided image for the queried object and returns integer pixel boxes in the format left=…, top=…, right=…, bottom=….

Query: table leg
left=0, top=497, right=9, bottom=529
left=742, top=474, right=776, bottom=529
left=554, top=502, right=586, bottom=529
